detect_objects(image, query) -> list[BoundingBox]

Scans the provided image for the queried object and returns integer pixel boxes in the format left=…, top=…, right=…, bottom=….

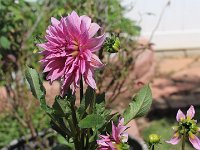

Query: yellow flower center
left=71, top=50, right=79, bottom=57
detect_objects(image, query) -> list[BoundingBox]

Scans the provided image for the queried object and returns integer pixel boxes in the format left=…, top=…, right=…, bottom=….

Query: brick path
left=151, top=56, right=200, bottom=111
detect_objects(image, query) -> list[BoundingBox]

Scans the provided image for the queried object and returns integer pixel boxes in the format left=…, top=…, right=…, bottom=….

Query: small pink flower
left=97, top=118, right=128, bottom=150
left=166, top=105, right=200, bottom=150
left=38, top=11, right=105, bottom=95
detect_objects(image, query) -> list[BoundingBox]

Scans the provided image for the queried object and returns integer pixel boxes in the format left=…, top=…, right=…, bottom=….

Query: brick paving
left=151, top=56, right=200, bottom=111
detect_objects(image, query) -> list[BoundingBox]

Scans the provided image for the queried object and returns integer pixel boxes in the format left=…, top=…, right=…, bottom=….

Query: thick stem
left=80, top=75, right=84, bottom=102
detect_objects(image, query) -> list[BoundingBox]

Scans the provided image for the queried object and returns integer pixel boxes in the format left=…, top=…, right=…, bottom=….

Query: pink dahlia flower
left=97, top=118, right=128, bottom=150
left=38, top=11, right=105, bottom=95
left=166, top=105, right=200, bottom=150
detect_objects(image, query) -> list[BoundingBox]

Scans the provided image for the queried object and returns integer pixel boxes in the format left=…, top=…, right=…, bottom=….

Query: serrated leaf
left=123, top=84, right=152, bottom=124
left=25, top=67, right=51, bottom=113
left=52, top=96, right=71, bottom=117
left=25, top=67, right=46, bottom=100
left=78, top=114, right=105, bottom=129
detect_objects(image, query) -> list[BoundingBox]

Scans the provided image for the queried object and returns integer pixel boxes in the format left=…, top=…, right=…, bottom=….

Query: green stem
left=85, top=129, right=90, bottom=149
left=80, top=76, right=85, bottom=149
left=182, top=132, right=186, bottom=150
left=69, top=101, right=81, bottom=150
left=151, top=145, right=155, bottom=150
left=80, top=76, right=84, bottom=102
left=89, top=90, right=95, bottom=114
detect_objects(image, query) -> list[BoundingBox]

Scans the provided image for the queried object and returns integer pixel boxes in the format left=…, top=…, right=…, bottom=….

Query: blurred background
left=0, top=0, right=200, bottom=149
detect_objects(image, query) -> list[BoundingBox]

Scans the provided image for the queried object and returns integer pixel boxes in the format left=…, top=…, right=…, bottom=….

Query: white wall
left=122, top=0, right=200, bottom=50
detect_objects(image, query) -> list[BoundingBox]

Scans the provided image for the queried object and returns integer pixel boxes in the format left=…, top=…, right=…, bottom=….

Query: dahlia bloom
left=38, top=11, right=105, bottom=95
left=97, top=118, right=129, bottom=150
left=166, top=105, right=200, bottom=150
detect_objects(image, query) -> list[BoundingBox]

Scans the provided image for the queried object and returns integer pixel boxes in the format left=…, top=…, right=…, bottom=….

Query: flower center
left=113, top=142, right=121, bottom=150
left=71, top=40, right=79, bottom=57
left=71, top=50, right=79, bottom=57
left=179, top=119, right=198, bottom=134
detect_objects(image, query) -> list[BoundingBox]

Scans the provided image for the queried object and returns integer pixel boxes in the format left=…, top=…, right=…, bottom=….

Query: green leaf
left=52, top=96, right=71, bottom=117
left=123, top=84, right=152, bottom=124
left=78, top=114, right=105, bottom=129
left=95, top=102, right=111, bottom=118
left=25, top=67, right=51, bottom=113
left=84, top=86, right=95, bottom=109
left=52, top=144, right=70, bottom=150
left=25, top=67, right=46, bottom=100
left=50, top=118, right=71, bottom=138
left=0, top=36, right=10, bottom=49
left=96, top=92, right=105, bottom=104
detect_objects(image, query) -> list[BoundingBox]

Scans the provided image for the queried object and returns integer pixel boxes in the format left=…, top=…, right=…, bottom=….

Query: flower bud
left=149, top=134, right=161, bottom=144
left=104, top=35, right=120, bottom=53
left=112, top=37, right=120, bottom=52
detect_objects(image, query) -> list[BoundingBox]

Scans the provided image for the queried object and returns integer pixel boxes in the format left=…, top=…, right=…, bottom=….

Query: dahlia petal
left=80, top=15, right=91, bottom=30
left=67, top=62, right=77, bottom=74
left=84, top=69, right=97, bottom=89
left=80, top=21, right=89, bottom=45
left=80, top=59, right=86, bottom=74
left=74, top=69, right=80, bottom=86
left=189, top=133, right=200, bottom=150
left=70, top=11, right=80, bottom=25
left=50, top=68, right=64, bottom=82
left=61, top=74, right=74, bottom=96
left=65, top=56, right=74, bottom=66
left=45, top=52, right=67, bottom=60
left=97, top=140, right=108, bottom=147
left=91, top=54, right=104, bottom=68
left=46, top=71, right=53, bottom=81
left=187, top=105, right=195, bottom=119
left=119, top=126, right=128, bottom=135
left=37, top=43, right=57, bottom=51
left=39, top=50, right=50, bottom=55
left=45, top=35, right=60, bottom=46
left=66, top=11, right=81, bottom=38
left=83, top=50, right=92, bottom=61
left=121, top=133, right=128, bottom=142
left=51, top=17, right=60, bottom=26
left=60, top=17, right=68, bottom=36
left=112, top=121, right=118, bottom=142
left=88, top=23, right=100, bottom=38
left=43, top=61, right=53, bottom=73
left=166, top=132, right=181, bottom=145
left=37, top=43, right=52, bottom=51
left=119, top=118, right=125, bottom=125
left=80, top=19, right=88, bottom=33
left=85, top=34, right=106, bottom=52
left=176, top=109, right=185, bottom=122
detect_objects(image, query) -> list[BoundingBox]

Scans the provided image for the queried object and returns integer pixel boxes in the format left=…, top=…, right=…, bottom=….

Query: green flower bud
left=149, top=134, right=161, bottom=144
left=104, top=35, right=120, bottom=53
left=112, top=37, right=120, bottom=52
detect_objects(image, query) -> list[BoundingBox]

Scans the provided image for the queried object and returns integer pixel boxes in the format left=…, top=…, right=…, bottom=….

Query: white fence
left=122, top=0, right=200, bottom=50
